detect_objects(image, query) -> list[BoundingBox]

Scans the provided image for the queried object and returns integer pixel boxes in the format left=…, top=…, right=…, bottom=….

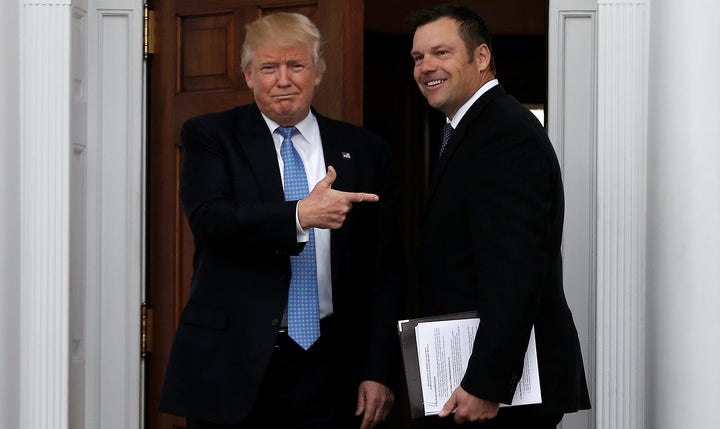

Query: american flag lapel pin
left=342, top=152, right=351, bottom=159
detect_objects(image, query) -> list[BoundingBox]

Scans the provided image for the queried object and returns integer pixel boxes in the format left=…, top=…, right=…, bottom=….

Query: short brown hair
left=407, top=5, right=496, bottom=75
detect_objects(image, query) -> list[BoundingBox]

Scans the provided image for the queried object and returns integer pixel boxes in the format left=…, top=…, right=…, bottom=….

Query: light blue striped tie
left=276, top=126, right=320, bottom=350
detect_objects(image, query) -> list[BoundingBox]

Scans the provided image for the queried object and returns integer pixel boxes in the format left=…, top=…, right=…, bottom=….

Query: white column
left=647, top=1, right=720, bottom=428
left=0, top=1, right=21, bottom=428
left=19, top=1, right=72, bottom=428
left=551, top=1, right=652, bottom=428
left=595, top=3, right=650, bottom=429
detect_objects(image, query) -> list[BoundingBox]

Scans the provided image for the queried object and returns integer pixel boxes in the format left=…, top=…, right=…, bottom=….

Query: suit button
left=271, top=318, right=280, bottom=327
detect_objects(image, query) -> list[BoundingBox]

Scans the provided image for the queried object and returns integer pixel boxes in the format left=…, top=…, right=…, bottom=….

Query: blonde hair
left=241, top=12, right=326, bottom=74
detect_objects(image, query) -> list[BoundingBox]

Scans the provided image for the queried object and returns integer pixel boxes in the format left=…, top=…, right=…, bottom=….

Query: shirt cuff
left=294, top=201, right=309, bottom=243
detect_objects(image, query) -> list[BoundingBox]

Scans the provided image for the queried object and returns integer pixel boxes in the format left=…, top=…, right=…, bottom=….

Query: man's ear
left=474, top=44, right=492, bottom=72
left=243, top=68, right=254, bottom=89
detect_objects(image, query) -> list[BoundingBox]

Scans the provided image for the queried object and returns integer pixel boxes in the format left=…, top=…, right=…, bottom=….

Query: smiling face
left=411, top=17, right=492, bottom=119
left=243, top=42, right=322, bottom=126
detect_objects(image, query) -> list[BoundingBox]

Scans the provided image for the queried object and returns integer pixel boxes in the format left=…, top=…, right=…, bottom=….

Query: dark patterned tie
left=275, top=126, right=320, bottom=350
left=439, top=122, right=454, bottom=159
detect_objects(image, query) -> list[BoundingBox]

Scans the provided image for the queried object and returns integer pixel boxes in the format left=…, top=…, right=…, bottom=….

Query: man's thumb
left=355, top=391, right=366, bottom=417
left=318, top=166, right=337, bottom=188
left=438, top=393, right=458, bottom=418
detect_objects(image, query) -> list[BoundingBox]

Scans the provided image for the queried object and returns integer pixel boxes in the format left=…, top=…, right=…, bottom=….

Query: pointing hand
left=298, top=166, right=379, bottom=229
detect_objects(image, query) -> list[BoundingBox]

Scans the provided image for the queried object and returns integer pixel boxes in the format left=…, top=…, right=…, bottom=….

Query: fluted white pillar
left=596, top=3, right=649, bottom=429
left=551, top=1, right=652, bottom=428
left=19, top=1, right=72, bottom=428
left=647, top=1, right=720, bottom=428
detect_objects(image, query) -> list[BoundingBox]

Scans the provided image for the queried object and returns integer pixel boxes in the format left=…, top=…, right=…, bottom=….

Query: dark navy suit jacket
left=417, top=85, right=591, bottom=417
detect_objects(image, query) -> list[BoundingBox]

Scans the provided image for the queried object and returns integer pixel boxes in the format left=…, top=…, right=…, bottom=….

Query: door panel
left=179, top=12, right=239, bottom=92
left=147, top=1, right=363, bottom=428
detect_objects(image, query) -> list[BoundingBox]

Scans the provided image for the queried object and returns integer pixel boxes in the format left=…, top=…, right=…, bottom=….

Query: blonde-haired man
left=159, top=12, right=406, bottom=429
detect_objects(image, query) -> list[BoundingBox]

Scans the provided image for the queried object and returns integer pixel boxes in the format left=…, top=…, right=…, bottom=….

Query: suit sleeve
left=179, top=115, right=300, bottom=254
left=460, top=116, right=556, bottom=404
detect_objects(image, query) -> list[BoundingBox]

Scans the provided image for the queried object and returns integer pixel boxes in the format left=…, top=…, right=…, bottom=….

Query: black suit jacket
left=417, top=85, right=590, bottom=417
left=158, top=103, right=406, bottom=424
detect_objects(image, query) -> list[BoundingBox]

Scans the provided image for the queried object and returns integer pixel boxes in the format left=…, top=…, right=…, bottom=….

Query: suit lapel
left=235, top=104, right=285, bottom=202
left=316, top=112, right=355, bottom=193
left=424, top=85, right=506, bottom=219
left=315, top=111, right=357, bottom=282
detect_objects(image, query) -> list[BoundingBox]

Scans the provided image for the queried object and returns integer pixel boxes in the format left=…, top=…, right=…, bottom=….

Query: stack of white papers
left=414, top=318, right=541, bottom=415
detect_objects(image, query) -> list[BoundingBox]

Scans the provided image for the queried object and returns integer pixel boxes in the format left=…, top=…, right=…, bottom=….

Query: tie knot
left=275, top=126, right=300, bottom=140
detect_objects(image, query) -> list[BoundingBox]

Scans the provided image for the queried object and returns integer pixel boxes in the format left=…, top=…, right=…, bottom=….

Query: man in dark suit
left=158, top=12, right=406, bottom=429
left=407, top=5, right=590, bottom=428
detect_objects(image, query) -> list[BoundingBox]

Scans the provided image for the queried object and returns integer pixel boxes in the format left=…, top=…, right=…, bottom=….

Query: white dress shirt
left=448, top=78, right=499, bottom=127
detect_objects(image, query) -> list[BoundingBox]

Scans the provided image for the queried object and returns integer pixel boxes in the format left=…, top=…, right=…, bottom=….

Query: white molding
left=19, top=2, right=72, bottom=428
left=596, top=1, right=649, bottom=429
left=80, top=2, right=145, bottom=427
left=69, top=3, right=88, bottom=428
left=99, top=9, right=142, bottom=427
left=0, top=0, right=21, bottom=428
left=548, top=2, right=598, bottom=429
left=67, top=1, right=145, bottom=428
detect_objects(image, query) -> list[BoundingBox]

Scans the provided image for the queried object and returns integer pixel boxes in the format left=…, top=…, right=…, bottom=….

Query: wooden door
left=147, top=1, right=364, bottom=428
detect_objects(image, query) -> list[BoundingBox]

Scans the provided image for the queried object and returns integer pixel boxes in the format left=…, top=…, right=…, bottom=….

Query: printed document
left=415, top=318, right=541, bottom=415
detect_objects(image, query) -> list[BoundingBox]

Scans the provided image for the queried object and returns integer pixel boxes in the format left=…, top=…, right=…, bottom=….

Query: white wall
left=0, top=0, right=21, bottom=427
left=647, top=1, right=720, bottom=428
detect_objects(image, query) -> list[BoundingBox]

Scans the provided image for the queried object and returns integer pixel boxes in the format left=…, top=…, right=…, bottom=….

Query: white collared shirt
left=447, top=79, right=499, bottom=128
left=261, top=111, right=333, bottom=319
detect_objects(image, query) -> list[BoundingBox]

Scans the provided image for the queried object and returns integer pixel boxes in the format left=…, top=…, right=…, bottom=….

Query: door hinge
left=141, top=301, right=154, bottom=359
left=143, top=3, right=156, bottom=59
